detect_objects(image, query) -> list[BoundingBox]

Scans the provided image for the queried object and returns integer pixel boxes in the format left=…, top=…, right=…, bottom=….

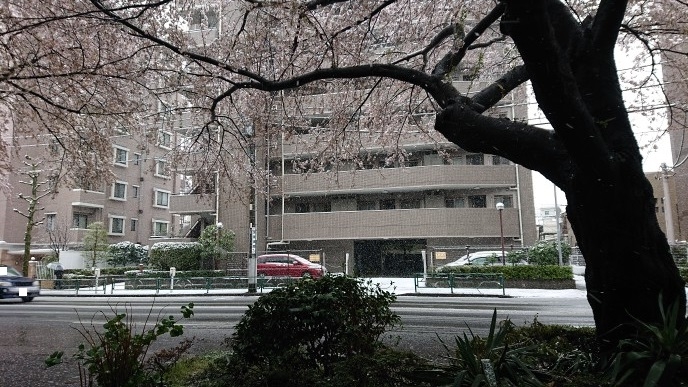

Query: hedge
left=149, top=242, right=202, bottom=271
left=438, top=265, right=573, bottom=280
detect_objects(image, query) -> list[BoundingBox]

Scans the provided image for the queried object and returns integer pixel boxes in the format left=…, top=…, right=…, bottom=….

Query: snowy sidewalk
left=39, top=275, right=588, bottom=299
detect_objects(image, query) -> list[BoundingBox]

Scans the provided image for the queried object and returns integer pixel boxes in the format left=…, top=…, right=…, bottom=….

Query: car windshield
left=1, top=266, right=23, bottom=277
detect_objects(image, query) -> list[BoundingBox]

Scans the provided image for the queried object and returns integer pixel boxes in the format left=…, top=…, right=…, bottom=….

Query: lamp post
left=496, top=202, right=506, bottom=265
left=215, top=222, right=223, bottom=270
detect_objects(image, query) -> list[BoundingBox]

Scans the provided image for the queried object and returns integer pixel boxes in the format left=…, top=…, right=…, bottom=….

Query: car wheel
left=301, top=272, right=312, bottom=279
left=21, top=297, right=34, bottom=302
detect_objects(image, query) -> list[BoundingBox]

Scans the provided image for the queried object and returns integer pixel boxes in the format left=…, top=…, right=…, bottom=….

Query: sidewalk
left=39, top=275, right=588, bottom=298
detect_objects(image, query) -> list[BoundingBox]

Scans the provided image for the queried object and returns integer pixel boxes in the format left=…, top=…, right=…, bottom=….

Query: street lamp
left=496, top=202, right=506, bottom=265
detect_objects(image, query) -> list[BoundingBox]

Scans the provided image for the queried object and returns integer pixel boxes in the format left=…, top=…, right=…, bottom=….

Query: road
left=0, top=295, right=594, bottom=386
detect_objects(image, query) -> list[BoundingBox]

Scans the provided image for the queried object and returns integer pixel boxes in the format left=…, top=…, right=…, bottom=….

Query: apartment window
left=400, top=199, right=422, bottom=209
left=133, top=153, right=141, bottom=165
left=154, top=189, right=170, bottom=208
left=109, top=216, right=125, bottom=235
left=465, top=154, right=484, bottom=165
left=357, top=200, right=376, bottom=211
left=189, top=7, right=218, bottom=30
left=46, top=213, right=57, bottom=231
left=467, top=195, right=487, bottom=208
left=492, top=155, right=511, bottom=165
left=73, top=213, right=89, bottom=229
left=380, top=199, right=396, bottom=210
left=132, top=185, right=139, bottom=199
left=445, top=197, right=466, bottom=208
left=131, top=218, right=138, bottom=232
left=155, top=159, right=169, bottom=178
left=158, top=131, right=172, bottom=149
left=111, top=182, right=127, bottom=200
left=152, top=220, right=169, bottom=237
left=114, top=147, right=128, bottom=166
left=295, top=203, right=310, bottom=213
left=312, top=202, right=331, bottom=212
left=494, top=195, right=514, bottom=208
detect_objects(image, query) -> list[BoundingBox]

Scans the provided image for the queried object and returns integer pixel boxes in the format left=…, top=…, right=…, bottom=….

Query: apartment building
left=0, top=125, right=177, bottom=269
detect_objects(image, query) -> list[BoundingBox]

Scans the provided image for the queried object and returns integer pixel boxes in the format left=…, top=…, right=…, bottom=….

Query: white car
left=441, top=251, right=506, bottom=268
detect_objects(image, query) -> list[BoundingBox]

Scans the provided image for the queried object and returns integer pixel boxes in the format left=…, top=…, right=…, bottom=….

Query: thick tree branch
left=502, top=0, right=612, bottom=181
left=435, top=102, right=571, bottom=188
left=591, top=0, right=628, bottom=52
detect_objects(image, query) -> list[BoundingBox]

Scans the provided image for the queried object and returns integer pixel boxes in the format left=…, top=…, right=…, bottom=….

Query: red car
left=257, top=254, right=326, bottom=278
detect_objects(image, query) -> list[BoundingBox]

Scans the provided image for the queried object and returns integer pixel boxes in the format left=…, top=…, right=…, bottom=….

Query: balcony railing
left=65, top=189, right=105, bottom=208
left=274, top=165, right=517, bottom=196
left=267, top=207, right=521, bottom=240
left=169, top=193, right=216, bottom=214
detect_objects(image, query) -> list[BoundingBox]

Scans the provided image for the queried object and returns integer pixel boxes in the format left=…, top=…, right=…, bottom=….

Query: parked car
left=441, top=251, right=509, bottom=268
left=257, top=254, right=326, bottom=278
left=0, top=265, right=40, bottom=302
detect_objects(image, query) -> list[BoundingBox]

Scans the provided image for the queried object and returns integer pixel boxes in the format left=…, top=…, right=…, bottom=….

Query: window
left=400, top=199, right=422, bottom=209
left=132, top=185, right=139, bottom=198
left=46, top=213, right=57, bottom=231
left=155, top=159, right=169, bottom=178
left=109, top=216, right=125, bottom=235
left=131, top=218, right=138, bottom=232
left=111, top=182, right=127, bottom=200
left=153, top=220, right=169, bottom=237
left=154, top=189, right=170, bottom=208
left=445, top=198, right=466, bottom=208
left=380, top=199, right=396, bottom=210
left=312, top=202, right=331, bottom=212
left=494, top=195, right=514, bottom=208
left=114, top=147, right=128, bottom=166
left=133, top=153, right=141, bottom=165
left=189, top=7, right=218, bottom=30
left=468, top=195, right=487, bottom=208
left=295, top=203, right=310, bottom=213
left=492, top=155, right=511, bottom=165
left=465, top=154, right=484, bottom=165
left=158, top=131, right=172, bottom=149
left=357, top=200, right=376, bottom=211
left=73, top=213, right=89, bottom=229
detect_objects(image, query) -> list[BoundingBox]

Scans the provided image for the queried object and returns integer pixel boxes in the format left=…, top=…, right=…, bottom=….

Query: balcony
left=64, top=189, right=105, bottom=208
left=276, top=165, right=517, bottom=196
left=169, top=193, right=216, bottom=214
left=267, top=207, right=521, bottom=241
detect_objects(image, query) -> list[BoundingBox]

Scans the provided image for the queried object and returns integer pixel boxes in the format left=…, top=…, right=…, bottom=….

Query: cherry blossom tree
left=3, top=0, right=688, bottom=350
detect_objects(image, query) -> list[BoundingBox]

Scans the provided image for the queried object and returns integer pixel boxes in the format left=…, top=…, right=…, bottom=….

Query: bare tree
left=13, top=155, right=53, bottom=275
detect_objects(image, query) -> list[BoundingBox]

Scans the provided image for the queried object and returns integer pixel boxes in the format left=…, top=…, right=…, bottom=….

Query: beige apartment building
left=0, top=126, right=177, bottom=269
left=171, top=93, right=538, bottom=276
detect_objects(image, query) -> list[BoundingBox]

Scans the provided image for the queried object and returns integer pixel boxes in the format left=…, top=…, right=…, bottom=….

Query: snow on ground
left=41, top=275, right=588, bottom=298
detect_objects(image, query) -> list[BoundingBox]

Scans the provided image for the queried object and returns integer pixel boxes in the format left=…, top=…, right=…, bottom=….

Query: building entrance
left=354, top=239, right=426, bottom=276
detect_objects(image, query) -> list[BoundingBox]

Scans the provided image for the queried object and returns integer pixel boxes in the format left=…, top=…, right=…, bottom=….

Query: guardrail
left=40, top=276, right=301, bottom=295
left=414, top=273, right=505, bottom=296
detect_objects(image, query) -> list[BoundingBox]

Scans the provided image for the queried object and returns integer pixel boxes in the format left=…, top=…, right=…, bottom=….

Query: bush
left=108, top=242, right=148, bottom=267
left=440, top=265, right=573, bottom=280
left=223, top=275, right=412, bottom=386
left=527, top=241, right=572, bottom=265
left=149, top=242, right=202, bottom=271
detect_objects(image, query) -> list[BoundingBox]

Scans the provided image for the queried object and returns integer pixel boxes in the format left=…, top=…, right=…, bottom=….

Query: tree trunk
left=566, top=165, right=686, bottom=351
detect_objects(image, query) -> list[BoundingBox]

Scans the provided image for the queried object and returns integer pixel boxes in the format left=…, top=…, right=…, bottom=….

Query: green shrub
left=225, top=275, right=406, bottom=386
left=46, top=303, right=194, bottom=387
left=527, top=241, right=572, bottom=265
left=679, top=267, right=688, bottom=283
left=108, top=242, right=148, bottom=267
left=440, top=265, right=573, bottom=280
left=149, top=242, right=202, bottom=271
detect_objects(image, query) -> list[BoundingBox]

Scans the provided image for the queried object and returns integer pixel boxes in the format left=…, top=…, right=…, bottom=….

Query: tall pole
left=661, top=163, right=675, bottom=244
left=554, top=184, right=563, bottom=266
left=496, top=202, right=505, bottom=265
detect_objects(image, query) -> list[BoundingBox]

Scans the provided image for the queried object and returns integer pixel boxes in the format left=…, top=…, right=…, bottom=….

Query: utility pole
left=660, top=163, right=675, bottom=244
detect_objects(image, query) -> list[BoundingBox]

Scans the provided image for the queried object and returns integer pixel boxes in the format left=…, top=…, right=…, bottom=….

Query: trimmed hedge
left=149, top=242, right=202, bottom=271
left=680, top=266, right=688, bottom=282
left=438, top=264, right=573, bottom=280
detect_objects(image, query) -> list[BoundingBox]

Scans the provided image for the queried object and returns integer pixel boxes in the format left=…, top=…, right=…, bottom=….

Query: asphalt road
left=0, top=295, right=594, bottom=386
